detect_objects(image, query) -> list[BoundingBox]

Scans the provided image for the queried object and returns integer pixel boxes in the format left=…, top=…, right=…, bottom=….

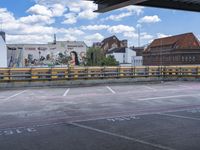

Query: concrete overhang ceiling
left=87, top=0, right=200, bottom=12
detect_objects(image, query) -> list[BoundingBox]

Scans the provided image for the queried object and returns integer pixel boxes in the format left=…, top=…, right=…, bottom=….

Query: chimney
left=122, top=40, right=128, bottom=48
left=53, top=34, right=56, bottom=44
left=0, top=31, right=6, bottom=42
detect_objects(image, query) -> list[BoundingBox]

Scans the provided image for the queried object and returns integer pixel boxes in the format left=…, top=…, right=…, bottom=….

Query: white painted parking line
left=71, top=122, right=175, bottom=150
left=106, top=86, right=116, bottom=94
left=63, top=88, right=70, bottom=97
left=4, top=90, right=27, bottom=101
left=159, top=113, right=200, bottom=121
left=142, top=86, right=157, bottom=91
left=178, top=85, right=192, bottom=89
left=138, top=94, right=200, bottom=101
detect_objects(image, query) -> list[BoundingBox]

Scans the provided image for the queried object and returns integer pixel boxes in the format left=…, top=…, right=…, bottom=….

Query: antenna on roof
left=136, top=24, right=141, bottom=47
left=53, top=34, right=56, bottom=44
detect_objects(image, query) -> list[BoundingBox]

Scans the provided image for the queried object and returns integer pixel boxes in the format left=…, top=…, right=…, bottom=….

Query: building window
left=192, top=56, right=196, bottom=62
left=123, top=54, right=125, bottom=63
left=182, top=56, right=184, bottom=62
left=185, top=56, right=187, bottom=62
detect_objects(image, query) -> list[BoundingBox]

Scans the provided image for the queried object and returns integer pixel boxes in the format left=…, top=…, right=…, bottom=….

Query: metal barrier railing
left=0, top=66, right=199, bottom=82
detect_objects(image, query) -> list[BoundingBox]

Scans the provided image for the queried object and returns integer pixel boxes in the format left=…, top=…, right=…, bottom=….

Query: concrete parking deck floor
left=1, top=81, right=200, bottom=149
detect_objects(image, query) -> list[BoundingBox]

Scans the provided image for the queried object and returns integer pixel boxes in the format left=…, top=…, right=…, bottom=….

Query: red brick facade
left=143, top=33, right=200, bottom=66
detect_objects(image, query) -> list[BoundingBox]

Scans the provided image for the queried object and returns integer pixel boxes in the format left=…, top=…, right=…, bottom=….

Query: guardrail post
left=197, top=67, right=200, bottom=78
left=87, top=67, right=91, bottom=79
left=74, top=68, right=78, bottom=79
left=1, top=69, right=10, bottom=81
left=119, top=67, right=124, bottom=77
left=51, top=68, right=58, bottom=80
left=31, top=68, right=38, bottom=80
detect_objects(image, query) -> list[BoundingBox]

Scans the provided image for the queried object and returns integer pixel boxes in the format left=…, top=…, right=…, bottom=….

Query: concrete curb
left=0, top=77, right=199, bottom=89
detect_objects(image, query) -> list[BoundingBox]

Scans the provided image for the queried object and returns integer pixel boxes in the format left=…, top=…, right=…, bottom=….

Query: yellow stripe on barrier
left=0, top=65, right=200, bottom=82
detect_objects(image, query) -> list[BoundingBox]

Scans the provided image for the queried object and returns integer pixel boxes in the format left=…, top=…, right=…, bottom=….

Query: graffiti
left=70, top=51, right=79, bottom=66
left=23, top=51, right=86, bottom=67
left=7, top=41, right=87, bottom=67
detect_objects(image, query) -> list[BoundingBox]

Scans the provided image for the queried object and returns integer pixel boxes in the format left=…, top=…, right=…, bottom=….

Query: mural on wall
left=7, top=42, right=87, bottom=67
left=23, top=49, right=86, bottom=67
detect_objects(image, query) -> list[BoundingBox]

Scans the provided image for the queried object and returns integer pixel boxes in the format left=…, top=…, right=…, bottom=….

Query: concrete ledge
left=0, top=77, right=199, bottom=89
left=0, top=78, right=161, bottom=89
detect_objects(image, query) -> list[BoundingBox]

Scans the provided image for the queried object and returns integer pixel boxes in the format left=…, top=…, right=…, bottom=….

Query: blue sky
left=0, top=0, right=200, bottom=46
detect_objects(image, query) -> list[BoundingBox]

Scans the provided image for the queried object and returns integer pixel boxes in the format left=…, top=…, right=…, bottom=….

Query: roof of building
left=107, top=47, right=126, bottom=54
left=146, top=33, right=200, bottom=51
left=101, top=35, right=119, bottom=44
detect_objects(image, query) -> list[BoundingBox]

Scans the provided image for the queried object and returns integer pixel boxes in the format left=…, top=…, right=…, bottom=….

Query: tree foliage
left=86, top=47, right=119, bottom=66
left=86, top=47, right=104, bottom=66
left=100, top=55, right=119, bottom=66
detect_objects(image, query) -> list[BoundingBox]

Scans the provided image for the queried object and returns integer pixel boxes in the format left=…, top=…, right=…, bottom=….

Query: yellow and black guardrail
left=0, top=66, right=199, bottom=82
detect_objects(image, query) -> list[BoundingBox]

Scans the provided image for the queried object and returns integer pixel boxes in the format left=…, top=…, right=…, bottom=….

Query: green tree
left=100, top=55, right=119, bottom=66
left=86, top=47, right=104, bottom=66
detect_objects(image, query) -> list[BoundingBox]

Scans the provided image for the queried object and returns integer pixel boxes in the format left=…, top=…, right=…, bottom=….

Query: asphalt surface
left=1, top=81, right=200, bottom=150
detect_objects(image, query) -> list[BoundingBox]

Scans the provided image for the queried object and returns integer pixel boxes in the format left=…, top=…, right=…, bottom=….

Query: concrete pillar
left=0, top=36, right=7, bottom=68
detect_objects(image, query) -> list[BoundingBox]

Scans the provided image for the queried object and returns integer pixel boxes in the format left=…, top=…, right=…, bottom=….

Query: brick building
left=143, top=33, right=200, bottom=66
left=93, top=35, right=127, bottom=55
left=130, top=46, right=144, bottom=56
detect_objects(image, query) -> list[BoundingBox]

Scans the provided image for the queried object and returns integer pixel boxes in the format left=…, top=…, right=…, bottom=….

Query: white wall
left=0, top=37, right=7, bottom=68
left=107, top=48, right=137, bottom=64
left=132, top=56, right=143, bottom=66
left=126, top=48, right=136, bottom=64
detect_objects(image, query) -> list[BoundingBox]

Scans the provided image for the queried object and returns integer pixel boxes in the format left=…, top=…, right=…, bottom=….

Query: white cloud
left=138, top=15, right=161, bottom=24
left=108, top=25, right=135, bottom=34
left=140, top=32, right=154, bottom=40
left=157, top=33, right=171, bottom=38
left=123, top=31, right=153, bottom=40
left=34, top=0, right=98, bottom=23
left=6, top=34, right=53, bottom=44
left=19, top=15, right=54, bottom=25
left=81, top=25, right=110, bottom=31
left=84, top=33, right=104, bottom=45
left=27, top=4, right=66, bottom=17
left=120, top=6, right=144, bottom=16
left=102, top=12, right=133, bottom=21
left=102, top=6, right=144, bottom=22
left=51, top=4, right=66, bottom=17
left=62, top=13, right=77, bottom=24
left=78, top=10, right=98, bottom=20
left=27, top=4, right=52, bottom=16
left=85, top=33, right=104, bottom=41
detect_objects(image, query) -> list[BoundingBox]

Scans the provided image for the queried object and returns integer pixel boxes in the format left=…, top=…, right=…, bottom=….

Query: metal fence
left=0, top=66, right=199, bottom=82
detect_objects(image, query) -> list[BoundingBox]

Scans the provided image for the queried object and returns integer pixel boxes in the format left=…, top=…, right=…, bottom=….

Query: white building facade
left=0, top=36, right=7, bottom=68
left=106, top=47, right=143, bottom=66
left=132, top=56, right=143, bottom=66
left=7, top=41, right=87, bottom=67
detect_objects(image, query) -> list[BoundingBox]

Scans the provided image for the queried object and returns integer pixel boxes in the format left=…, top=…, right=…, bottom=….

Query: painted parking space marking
left=187, top=108, right=200, bottom=113
left=3, top=90, right=27, bottom=101
left=106, top=86, right=116, bottom=94
left=178, top=85, right=193, bottom=89
left=63, top=88, right=70, bottom=97
left=71, top=122, right=175, bottom=150
left=142, top=86, right=157, bottom=91
left=107, top=116, right=140, bottom=122
left=138, top=94, right=200, bottom=101
left=158, top=113, right=200, bottom=121
left=0, top=127, right=37, bottom=136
